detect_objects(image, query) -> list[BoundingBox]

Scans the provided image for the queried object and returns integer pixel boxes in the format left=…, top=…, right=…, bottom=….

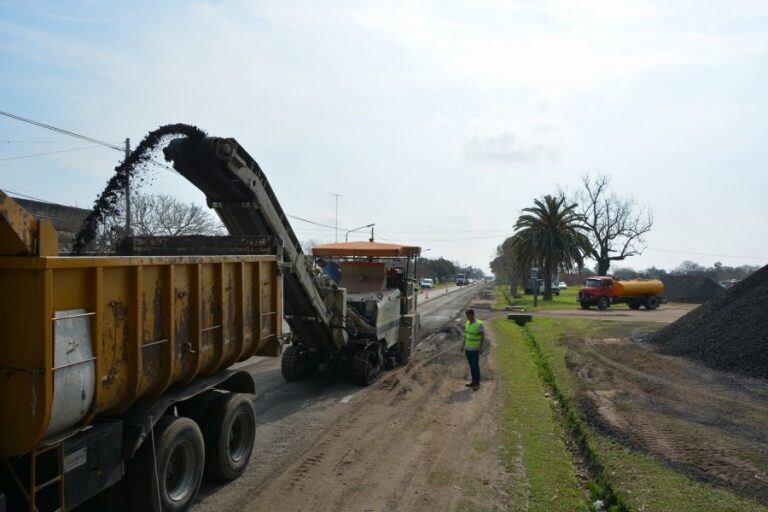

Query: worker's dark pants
left=465, top=349, right=480, bottom=384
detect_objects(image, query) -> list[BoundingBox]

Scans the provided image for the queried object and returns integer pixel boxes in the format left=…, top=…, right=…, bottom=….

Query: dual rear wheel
left=125, top=392, right=256, bottom=511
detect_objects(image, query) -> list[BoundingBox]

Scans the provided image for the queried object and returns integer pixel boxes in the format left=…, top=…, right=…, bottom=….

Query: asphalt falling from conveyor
left=73, top=123, right=206, bottom=253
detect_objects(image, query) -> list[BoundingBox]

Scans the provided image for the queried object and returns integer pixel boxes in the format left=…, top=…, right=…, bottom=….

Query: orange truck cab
left=577, top=276, right=665, bottom=311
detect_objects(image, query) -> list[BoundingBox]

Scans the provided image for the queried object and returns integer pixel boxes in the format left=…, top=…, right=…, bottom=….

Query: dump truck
left=577, top=276, right=665, bottom=310
left=0, top=191, right=281, bottom=511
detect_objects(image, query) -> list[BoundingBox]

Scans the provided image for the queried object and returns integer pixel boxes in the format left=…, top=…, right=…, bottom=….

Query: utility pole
left=332, top=193, right=341, bottom=242
left=124, top=138, right=132, bottom=235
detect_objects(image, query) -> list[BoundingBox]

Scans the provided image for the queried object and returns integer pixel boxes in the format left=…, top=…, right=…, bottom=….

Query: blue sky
left=1, top=0, right=767, bottom=272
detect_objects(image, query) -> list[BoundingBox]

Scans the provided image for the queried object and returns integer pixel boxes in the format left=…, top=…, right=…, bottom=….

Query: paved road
left=193, top=283, right=483, bottom=511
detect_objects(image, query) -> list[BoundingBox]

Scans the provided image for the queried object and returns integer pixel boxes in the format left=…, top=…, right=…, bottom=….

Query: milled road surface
left=194, top=284, right=486, bottom=511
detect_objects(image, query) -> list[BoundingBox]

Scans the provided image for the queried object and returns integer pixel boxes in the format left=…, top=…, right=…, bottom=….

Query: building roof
left=311, top=241, right=421, bottom=257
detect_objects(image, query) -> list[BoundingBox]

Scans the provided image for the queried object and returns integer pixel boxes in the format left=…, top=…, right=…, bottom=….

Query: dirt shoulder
left=531, top=302, right=695, bottom=323
left=242, top=323, right=512, bottom=512
left=527, top=317, right=768, bottom=511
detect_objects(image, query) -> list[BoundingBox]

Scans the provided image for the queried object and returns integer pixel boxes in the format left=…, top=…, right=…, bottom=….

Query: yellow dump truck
left=0, top=192, right=281, bottom=511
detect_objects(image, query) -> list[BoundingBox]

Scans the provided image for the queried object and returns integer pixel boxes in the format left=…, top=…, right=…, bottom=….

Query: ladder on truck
left=163, top=137, right=338, bottom=356
left=3, top=443, right=67, bottom=512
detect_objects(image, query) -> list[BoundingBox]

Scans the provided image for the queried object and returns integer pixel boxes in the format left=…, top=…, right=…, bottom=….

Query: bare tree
left=92, top=193, right=224, bottom=252
left=131, top=193, right=224, bottom=236
left=576, top=173, right=653, bottom=275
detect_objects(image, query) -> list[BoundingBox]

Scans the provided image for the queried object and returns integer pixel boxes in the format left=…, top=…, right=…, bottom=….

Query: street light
left=345, top=223, right=375, bottom=242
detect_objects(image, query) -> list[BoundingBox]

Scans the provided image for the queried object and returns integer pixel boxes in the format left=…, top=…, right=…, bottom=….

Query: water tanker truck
left=577, top=276, right=665, bottom=310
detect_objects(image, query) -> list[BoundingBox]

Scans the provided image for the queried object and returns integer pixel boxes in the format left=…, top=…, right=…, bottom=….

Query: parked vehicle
left=455, top=273, right=467, bottom=286
left=558, top=281, right=568, bottom=289
left=420, top=278, right=434, bottom=289
left=578, top=276, right=665, bottom=310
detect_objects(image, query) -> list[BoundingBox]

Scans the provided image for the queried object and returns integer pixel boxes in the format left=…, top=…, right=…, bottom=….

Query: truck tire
left=281, top=345, right=314, bottom=381
left=126, top=416, right=205, bottom=512
left=580, top=303, right=591, bottom=310
left=203, top=393, right=256, bottom=482
left=644, top=295, right=660, bottom=310
left=597, top=296, right=609, bottom=311
left=353, top=346, right=382, bottom=386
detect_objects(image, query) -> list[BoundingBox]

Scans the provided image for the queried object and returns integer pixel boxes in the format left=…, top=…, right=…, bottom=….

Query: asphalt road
left=193, top=283, right=483, bottom=511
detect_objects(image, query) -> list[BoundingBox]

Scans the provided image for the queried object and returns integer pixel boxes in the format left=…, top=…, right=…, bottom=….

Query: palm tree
left=511, top=195, right=592, bottom=301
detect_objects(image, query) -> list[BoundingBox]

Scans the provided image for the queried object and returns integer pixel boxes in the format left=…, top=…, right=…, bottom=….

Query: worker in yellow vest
left=462, top=309, right=485, bottom=390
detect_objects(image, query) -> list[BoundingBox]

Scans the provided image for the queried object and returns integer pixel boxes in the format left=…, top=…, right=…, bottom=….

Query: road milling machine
left=164, top=136, right=421, bottom=385
left=0, top=134, right=421, bottom=511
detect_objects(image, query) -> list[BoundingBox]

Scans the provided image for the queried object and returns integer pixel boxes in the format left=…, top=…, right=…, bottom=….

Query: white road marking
left=340, top=394, right=355, bottom=403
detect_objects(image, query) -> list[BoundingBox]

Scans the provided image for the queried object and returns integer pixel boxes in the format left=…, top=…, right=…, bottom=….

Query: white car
left=558, top=281, right=568, bottom=289
left=420, top=278, right=434, bottom=289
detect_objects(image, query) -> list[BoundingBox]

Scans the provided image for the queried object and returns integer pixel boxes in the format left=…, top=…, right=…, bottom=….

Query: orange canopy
left=311, top=241, right=421, bottom=257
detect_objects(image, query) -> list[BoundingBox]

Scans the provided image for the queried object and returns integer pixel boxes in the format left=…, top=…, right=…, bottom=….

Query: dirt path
left=568, top=335, right=768, bottom=504
left=534, top=302, right=695, bottom=323
left=243, top=323, right=511, bottom=512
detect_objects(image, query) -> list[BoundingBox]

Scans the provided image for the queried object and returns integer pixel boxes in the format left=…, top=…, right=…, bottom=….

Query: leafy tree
left=490, top=237, right=524, bottom=295
left=511, top=194, right=592, bottom=300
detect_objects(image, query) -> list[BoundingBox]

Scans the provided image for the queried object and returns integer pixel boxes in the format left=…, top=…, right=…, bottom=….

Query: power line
left=2, top=140, right=96, bottom=144
left=647, top=247, right=766, bottom=260
left=12, top=148, right=111, bottom=190
left=0, top=144, right=103, bottom=162
left=0, top=110, right=123, bottom=151
left=0, top=188, right=59, bottom=204
left=0, top=109, right=184, bottom=176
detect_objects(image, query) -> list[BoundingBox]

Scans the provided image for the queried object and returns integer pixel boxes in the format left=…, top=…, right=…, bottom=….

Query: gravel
left=662, top=275, right=723, bottom=303
left=648, top=264, right=768, bottom=380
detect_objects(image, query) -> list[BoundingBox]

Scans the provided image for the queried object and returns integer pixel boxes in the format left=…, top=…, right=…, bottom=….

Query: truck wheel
left=126, top=416, right=205, bottom=512
left=597, top=296, right=609, bottom=311
left=203, top=393, right=256, bottom=481
left=644, top=295, right=660, bottom=310
left=580, top=303, right=591, bottom=310
left=628, top=302, right=641, bottom=310
left=353, top=346, right=382, bottom=386
left=281, top=345, right=315, bottom=381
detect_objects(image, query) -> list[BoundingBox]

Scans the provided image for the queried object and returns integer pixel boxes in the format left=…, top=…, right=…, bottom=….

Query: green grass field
left=492, top=320, right=589, bottom=511
left=494, top=285, right=581, bottom=310
left=501, top=317, right=768, bottom=512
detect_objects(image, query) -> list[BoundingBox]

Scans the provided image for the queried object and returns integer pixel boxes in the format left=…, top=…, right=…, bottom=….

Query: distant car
left=420, top=278, right=434, bottom=289
left=558, top=281, right=568, bottom=289
left=538, top=281, right=560, bottom=295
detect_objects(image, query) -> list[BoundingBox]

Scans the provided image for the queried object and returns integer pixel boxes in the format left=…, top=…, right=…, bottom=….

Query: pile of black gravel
left=662, top=275, right=723, bottom=303
left=648, top=264, right=768, bottom=380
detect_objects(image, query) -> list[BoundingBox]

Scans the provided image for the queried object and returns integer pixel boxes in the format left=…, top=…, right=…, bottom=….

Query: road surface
left=193, top=283, right=484, bottom=511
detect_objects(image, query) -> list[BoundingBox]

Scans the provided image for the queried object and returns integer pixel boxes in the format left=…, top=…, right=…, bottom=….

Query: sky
left=1, top=0, right=767, bottom=273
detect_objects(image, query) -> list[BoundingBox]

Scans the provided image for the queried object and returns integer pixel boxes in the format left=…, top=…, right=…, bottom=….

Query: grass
left=522, top=317, right=768, bottom=512
left=492, top=320, right=588, bottom=511
left=494, top=285, right=581, bottom=311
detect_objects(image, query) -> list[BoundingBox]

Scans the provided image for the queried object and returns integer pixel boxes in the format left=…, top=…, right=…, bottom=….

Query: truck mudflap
left=121, top=368, right=255, bottom=458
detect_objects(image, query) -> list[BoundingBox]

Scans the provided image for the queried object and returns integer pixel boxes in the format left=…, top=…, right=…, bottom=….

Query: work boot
left=472, top=383, right=480, bottom=391
left=465, top=382, right=474, bottom=387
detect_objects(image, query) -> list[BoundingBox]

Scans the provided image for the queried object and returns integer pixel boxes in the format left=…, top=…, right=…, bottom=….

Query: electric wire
left=12, top=148, right=111, bottom=190
left=0, top=144, right=103, bottom=162
left=0, top=110, right=123, bottom=151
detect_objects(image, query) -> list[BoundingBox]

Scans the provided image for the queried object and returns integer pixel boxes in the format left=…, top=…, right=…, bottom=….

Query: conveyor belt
left=164, top=137, right=337, bottom=354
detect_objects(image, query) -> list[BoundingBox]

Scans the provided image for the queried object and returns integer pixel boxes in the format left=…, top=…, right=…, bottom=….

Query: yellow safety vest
left=464, top=320, right=484, bottom=350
